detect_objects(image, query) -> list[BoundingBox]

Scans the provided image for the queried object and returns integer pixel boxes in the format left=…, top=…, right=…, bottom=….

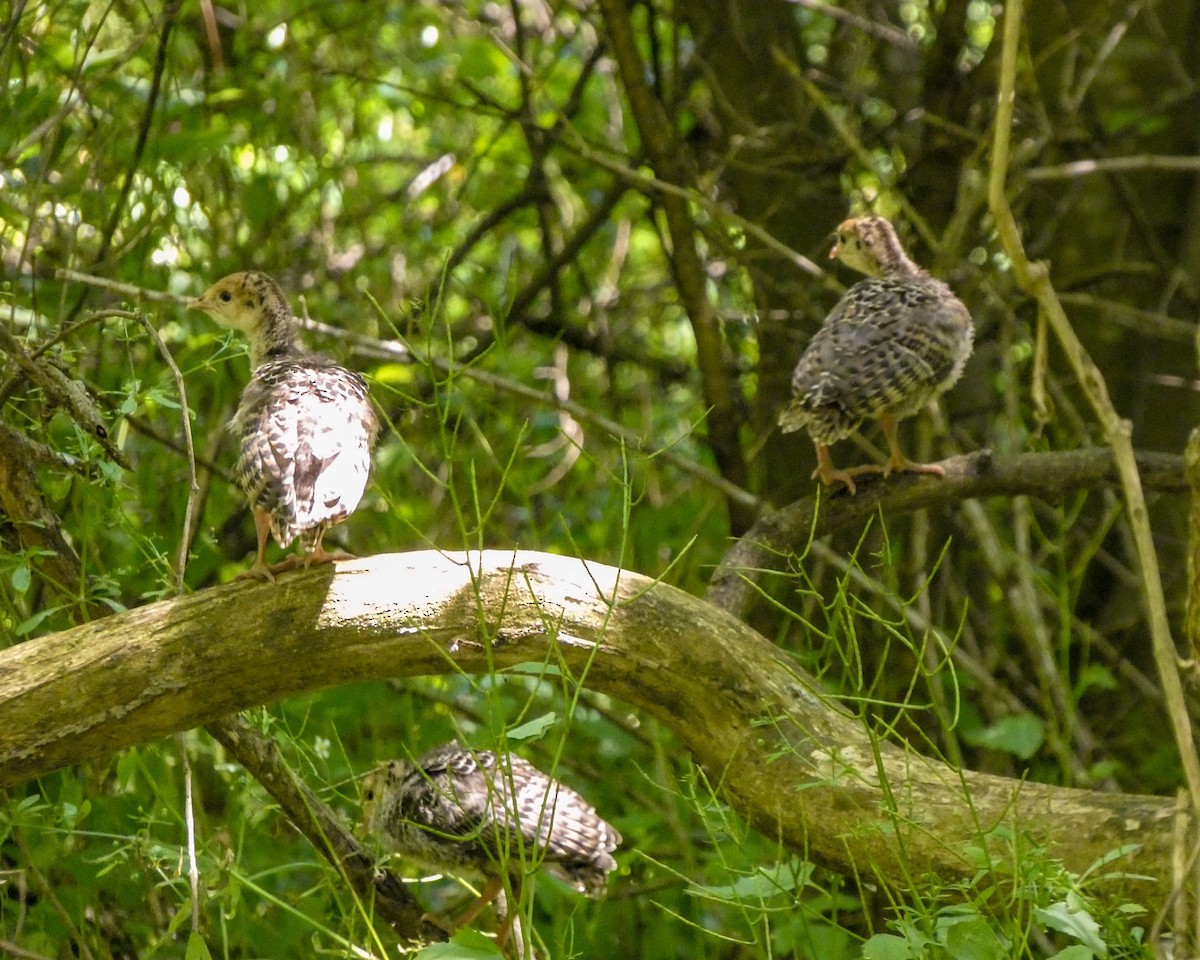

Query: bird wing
left=290, top=366, right=376, bottom=530
left=789, top=278, right=966, bottom=422
left=232, top=358, right=376, bottom=544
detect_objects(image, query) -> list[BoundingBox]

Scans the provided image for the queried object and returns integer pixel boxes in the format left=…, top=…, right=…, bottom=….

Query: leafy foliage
left=1, top=0, right=1195, bottom=956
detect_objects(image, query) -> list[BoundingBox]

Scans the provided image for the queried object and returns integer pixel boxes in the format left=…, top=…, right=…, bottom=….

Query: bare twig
left=134, top=315, right=198, bottom=594
left=780, top=0, right=918, bottom=51
left=177, top=735, right=202, bottom=932
left=1027, top=155, right=1200, bottom=181
left=54, top=268, right=180, bottom=303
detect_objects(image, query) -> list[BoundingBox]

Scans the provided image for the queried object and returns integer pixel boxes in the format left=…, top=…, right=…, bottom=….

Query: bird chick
left=778, top=216, right=974, bottom=494
left=363, top=743, right=620, bottom=946
left=190, top=271, right=378, bottom=581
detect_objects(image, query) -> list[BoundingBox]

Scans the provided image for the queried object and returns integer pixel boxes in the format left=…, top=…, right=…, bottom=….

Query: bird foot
left=235, top=561, right=276, bottom=583
left=811, top=462, right=884, bottom=496
left=883, top=456, right=946, bottom=478
left=271, top=547, right=358, bottom=575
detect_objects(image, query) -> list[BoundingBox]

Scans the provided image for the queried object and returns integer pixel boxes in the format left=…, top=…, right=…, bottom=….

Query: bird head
left=188, top=271, right=281, bottom=335
left=360, top=760, right=405, bottom=833
left=829, top=216, right=910, bottom=278
left=190, top=271, right=299, bottom=364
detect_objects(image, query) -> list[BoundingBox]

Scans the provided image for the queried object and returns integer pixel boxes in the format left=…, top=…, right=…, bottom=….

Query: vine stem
left=987, top=0, right=1200, bottom=814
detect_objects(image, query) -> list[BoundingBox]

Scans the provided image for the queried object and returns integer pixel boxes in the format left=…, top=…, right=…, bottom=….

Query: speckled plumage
left=189, top=271, right=378, bottom=580
left=363, top=743, right=620, bottom=913
left=779, top=216, right=973, bottom=493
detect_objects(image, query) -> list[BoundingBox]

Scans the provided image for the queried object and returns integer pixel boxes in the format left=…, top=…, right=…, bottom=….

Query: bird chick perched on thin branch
left=779, top=216, right=974, bottom=494
left=189, top=271, right=379, bottom=581
left=362, top=743, right=620, bottom=946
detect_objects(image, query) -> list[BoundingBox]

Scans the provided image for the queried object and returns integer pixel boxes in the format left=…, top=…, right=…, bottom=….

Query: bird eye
left=364, top=788, right=375, bottom=802
left=219, top=291, right=233, bottom=303
left=95, top=424, right=108, bottom=440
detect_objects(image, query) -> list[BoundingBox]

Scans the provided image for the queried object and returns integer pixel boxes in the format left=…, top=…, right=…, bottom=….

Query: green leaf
left=963, top=714, right=1044, bottom=759
left=1075, top=664, right=1118, bottom=695
left=941, top=916, right=1006, bottom=960
left=1049, top=947, right=1094, bottom=960
left=691, top=860, right=813, bottom=900
left=508, top=710, right=559, bottom=744
left=415, top=928, right=504, bottom=959
left=862, top=934, right=914, bottom=960
left=1035, top=901, right=1107, bottom=956
left=506, top=712, right=558, bottom=741
left=10, top=565, right=31, bottom=593
left=15, top=608, right=54, bottom=636
left=185, top=932, right=214, bottom=960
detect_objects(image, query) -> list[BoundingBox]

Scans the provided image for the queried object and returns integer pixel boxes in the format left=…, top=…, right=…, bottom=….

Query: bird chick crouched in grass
left=362, top=743, right=620, bottom=948
left=190, top=271, right=379, bottom=582
left=779, top=216, right=974, bottom=494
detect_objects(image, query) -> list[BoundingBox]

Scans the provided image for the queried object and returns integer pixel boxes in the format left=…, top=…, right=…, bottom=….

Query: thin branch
left=135, top=315, right=198, bottom=594
left=177, top=735, right=202, bottom=932
left=94, top=1, right=179, bottom=265
left=706, top=447, right=1189, bottom=620
left=987, top=0, right=1200, bottom=815
left=205, top=714, right=444, bottom=943
left=54, top=268, right=181, bottom=303
left=1027, top=155, right=1200, bottom=181
left=780, top=0, right=917, bottom=51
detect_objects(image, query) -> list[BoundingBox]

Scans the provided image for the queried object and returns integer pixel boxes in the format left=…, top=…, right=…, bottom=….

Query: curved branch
left=707, top=447, right=1188, bottom=619
left=0, top=550, right=1173, bottom=900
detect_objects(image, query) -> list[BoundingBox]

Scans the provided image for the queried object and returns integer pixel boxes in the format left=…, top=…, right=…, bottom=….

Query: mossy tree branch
left=0, top=550, right=1175, bottom=901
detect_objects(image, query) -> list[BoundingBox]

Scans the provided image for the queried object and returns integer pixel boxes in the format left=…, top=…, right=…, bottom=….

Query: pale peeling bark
left=0, top=550, right=1174, bottom=899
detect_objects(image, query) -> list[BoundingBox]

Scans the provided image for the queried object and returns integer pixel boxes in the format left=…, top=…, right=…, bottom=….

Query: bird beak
left=827, top=230, right=841, bottom=259
left=187, top=297, right=204, bottom=311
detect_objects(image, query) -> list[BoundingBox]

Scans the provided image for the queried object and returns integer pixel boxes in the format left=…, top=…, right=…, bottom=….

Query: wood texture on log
left=0, top=550, right=1174, bottom=898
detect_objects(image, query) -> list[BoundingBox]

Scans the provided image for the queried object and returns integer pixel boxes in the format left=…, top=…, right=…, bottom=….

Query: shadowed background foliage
left=3, top=0, right=1200, bottom=956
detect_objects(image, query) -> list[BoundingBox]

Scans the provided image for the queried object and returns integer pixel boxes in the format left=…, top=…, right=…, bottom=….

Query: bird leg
left=811, top=444, right=883, bottom=496
left=451, top=875, right=505, bottom=931
left=236, top=508, right=277, bottom=582
left=493, top=883, right=527, bottom=957
left=880, top=413, right=946, bottom=478
left=270, top=527, right=357, bottom=575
